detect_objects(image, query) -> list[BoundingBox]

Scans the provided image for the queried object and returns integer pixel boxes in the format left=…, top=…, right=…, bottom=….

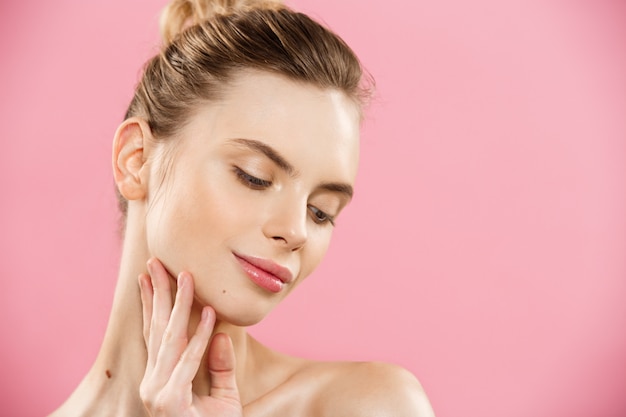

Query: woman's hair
left=118, top=0, right=372, bottom=218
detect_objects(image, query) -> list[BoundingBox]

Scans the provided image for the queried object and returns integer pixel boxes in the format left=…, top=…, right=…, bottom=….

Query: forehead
left=188, top=70, right=361, bottom=181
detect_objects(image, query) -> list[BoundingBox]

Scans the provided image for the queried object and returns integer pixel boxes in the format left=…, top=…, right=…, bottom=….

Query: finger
left=166, top=306, right=216, bottom=389
left=146, top=258, right=174, bottom=369
left=207, top=333, right=240, bottom=404
left=152, top=272, right=195, bottom=380
left=138, top=273, right=154, bottom=348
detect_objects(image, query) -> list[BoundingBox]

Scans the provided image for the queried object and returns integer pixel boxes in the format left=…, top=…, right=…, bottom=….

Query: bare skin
left=49, top=71, right=435, bottom=417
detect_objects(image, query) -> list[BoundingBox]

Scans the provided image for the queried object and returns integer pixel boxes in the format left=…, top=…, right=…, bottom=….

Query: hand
left=138, top=258, right=243, bottom=417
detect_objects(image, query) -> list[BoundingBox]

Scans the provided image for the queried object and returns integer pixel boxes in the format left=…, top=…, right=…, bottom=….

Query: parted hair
left=119, top=0, right=372, bottom=217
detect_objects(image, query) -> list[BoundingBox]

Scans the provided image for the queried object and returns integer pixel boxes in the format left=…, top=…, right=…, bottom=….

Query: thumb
left=208, top=333, right=240, bottom=404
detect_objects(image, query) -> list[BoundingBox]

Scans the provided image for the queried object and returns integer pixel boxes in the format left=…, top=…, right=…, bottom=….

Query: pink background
left=1, top=0, right=625, bottom=416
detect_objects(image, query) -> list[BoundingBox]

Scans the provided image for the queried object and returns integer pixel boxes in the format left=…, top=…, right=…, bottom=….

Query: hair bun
left=160, top=0, right=284, bottom=44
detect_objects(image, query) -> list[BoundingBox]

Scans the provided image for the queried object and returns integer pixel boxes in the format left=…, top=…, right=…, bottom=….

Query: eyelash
left=234, top=167, right=272, bottom=189
left=234, top=166, right=336, bottom=226
left=308, top=205, right=335, bottom=226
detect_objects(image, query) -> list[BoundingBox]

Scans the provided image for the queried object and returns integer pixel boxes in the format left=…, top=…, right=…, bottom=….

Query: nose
left=262, top=199, right=308, bottom=252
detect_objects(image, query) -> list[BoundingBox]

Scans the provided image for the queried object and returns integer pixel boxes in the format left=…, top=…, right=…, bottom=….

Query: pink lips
left=233, top=252, right=293, bottom=293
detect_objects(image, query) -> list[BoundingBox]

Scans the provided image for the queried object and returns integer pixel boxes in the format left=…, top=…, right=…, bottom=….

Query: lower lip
left=234, top=255, right=284, bottom=293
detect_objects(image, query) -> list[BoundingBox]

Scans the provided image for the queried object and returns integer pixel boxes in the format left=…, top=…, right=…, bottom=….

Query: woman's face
left=144, top=71, right=361, bottom=326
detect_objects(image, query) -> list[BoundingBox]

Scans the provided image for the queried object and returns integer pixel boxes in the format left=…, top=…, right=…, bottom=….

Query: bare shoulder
left=310, top=361, right=435, bottom=417
left=247, top=339, right=434, bottom=417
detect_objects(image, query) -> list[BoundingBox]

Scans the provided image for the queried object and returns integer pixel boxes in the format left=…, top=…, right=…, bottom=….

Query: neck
left=55, top=212, right=255, bottom=416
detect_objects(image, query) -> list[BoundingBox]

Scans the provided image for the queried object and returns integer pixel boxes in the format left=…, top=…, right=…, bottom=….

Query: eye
left=234, top=167, right=272, bottom=190
left=308, top=205, right=335, bottom=226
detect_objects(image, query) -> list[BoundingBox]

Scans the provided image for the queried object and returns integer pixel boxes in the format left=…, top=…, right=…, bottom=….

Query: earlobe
left=112, top=117, right=152, bottom=201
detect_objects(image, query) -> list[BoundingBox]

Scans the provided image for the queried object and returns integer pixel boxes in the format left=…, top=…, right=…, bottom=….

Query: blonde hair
left=119, top=0, right=372, bottom=217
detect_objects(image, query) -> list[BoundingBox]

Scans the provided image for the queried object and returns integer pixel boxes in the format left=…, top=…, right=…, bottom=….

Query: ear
left=112, top=117, right=153, bottom=201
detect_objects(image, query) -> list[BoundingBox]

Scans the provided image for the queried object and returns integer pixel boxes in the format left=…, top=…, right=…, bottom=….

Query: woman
left=51, top=0, right=434, bottom=415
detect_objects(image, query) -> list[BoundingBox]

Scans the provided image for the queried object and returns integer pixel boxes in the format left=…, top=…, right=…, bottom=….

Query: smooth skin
left=138, top=259, right=435, bottom=417
left=138, top=264, right=242, bottom=417
left=50, top=71, right=435, bottom=417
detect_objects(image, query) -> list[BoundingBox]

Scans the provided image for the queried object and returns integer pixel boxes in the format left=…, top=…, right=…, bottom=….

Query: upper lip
left=233, top=252, right=294, bottom=284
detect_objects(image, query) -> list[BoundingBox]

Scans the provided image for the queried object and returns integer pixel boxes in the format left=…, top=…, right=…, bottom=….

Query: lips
left=233, top=252, right=294, bottom=293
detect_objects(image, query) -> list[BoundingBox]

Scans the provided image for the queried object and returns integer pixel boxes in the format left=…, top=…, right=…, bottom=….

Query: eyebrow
left=230, top=138, right=295, bottom=175
left=318, top=182, right=354, bottom=200
left=228, top=138, right=354, bottom=200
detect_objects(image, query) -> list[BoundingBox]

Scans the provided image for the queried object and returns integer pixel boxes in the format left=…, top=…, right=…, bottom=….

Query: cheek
left=299, top=228, right=333, bottom=281
left=144, top=166, right=250, bottom=274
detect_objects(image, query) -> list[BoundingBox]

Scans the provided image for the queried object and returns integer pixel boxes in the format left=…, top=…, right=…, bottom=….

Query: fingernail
left=177, top=273, right=185, bottom=289
left=202, top=307, right=210, bottom=322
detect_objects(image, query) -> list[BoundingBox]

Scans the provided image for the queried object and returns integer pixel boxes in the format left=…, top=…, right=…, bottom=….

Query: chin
left=217, top=311, right=266, bottom=327
left=213, top=305, right=271, bottom=327
left=196, top=290, right=279, bottom=327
